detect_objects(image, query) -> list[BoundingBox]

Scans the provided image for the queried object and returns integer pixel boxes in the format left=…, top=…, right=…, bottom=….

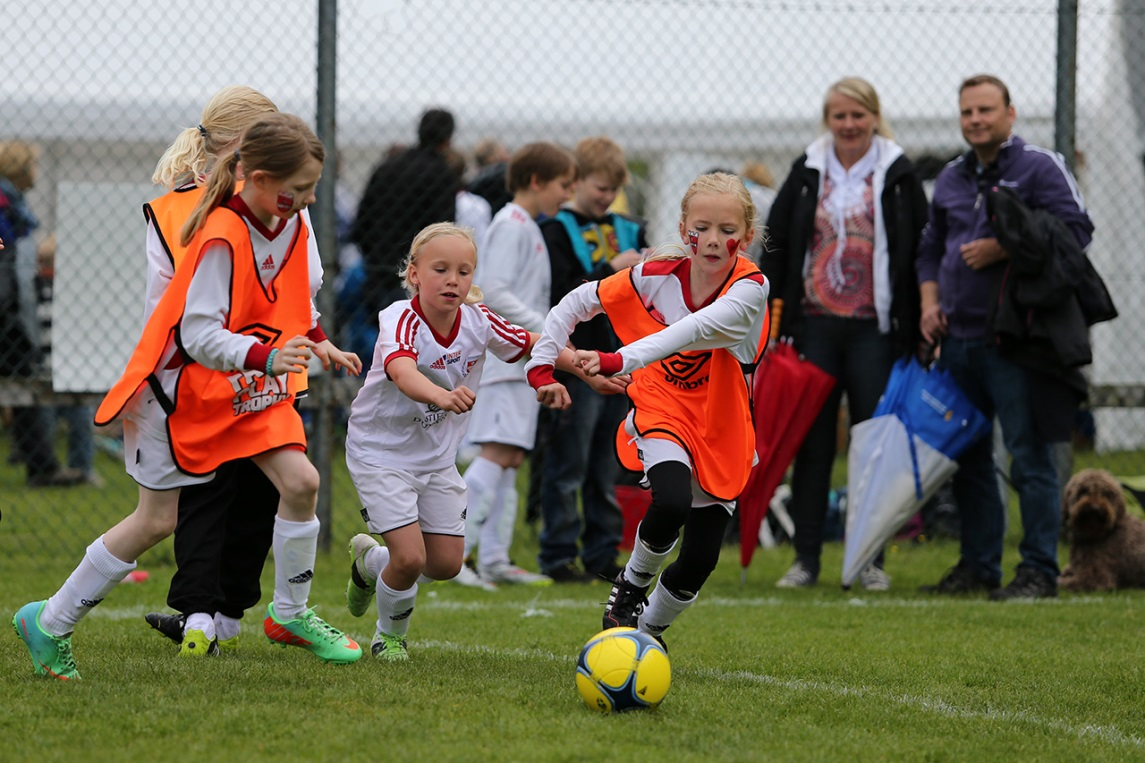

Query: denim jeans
left=938, top=337, right=1061, bottom=582
left=537, top=378, right=626, bottom=574
left=789, top=316, right=896, bottom=566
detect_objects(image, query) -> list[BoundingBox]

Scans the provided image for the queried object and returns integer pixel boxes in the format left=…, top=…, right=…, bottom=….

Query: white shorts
left=122, top=386, right=214, bottom=491
left=347, top=456, right=467, bottom=536
left=466, top=381, right=539, bottom=450
left=626, top=412, right=735, bottom=515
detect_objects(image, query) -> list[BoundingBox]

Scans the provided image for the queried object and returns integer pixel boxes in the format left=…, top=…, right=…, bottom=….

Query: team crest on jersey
left=226, top=369, right=291, bottom=415
left=660, top=351, right=711, bottom=390
left=463, top=355, right=482, bottom=375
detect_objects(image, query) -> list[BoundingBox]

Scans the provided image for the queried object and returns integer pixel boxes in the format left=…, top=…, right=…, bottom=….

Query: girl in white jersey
left=12, top=114, right=364, bottom=680
left=343, top=222, right=584, bottom=662
left=526, top=173, right=770, bottom=650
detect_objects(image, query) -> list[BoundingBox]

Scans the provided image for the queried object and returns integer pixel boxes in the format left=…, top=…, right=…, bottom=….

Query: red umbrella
left=738, top=340, right=835, bottom=574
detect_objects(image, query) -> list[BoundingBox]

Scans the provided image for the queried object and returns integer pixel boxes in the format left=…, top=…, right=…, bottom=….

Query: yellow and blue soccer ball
left=575, top=627, right=671, bottom=713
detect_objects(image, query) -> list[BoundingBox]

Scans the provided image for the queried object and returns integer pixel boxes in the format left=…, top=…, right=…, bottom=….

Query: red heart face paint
left=687, top=229, right=699, bottom=255
left=276, top=191, right=295, bottom=213
left=726, top=238, right=740, bottom=256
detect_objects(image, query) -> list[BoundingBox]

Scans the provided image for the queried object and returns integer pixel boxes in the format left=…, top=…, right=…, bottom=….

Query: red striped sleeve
left=478, top=304, right=529, bottom=348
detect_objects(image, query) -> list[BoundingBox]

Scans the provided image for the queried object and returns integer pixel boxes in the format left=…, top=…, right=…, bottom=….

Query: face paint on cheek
left=726, top=239, right=740, bottom=256
left=276, top=191, right=295, bottom=213
left=687, top=230, right=699, bottom=255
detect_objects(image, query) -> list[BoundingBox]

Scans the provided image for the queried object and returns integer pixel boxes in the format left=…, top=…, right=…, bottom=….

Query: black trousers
left=167, top=458, right=279, bottom=619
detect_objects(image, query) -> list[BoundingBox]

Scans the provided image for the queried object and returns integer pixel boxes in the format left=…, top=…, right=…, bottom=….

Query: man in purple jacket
left=915, top=74, right=1093, bottom=600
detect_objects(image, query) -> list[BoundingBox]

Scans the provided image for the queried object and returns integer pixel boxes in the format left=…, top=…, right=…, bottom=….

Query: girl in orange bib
left=13, top=114, right=364, bottom=680
left=527, top=172, right=770, bottom=648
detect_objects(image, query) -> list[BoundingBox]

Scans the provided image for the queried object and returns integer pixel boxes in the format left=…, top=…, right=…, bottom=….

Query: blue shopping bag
left=873, top=357, right=991, bottom=498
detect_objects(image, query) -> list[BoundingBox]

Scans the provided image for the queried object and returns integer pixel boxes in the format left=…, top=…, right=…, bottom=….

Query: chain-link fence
left=3, top=1, right=1143, bottom=573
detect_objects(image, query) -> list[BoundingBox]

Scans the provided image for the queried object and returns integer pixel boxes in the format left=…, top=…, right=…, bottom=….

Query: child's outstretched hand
left=536, top=382, right=571, bottom=410
left=274, top=336, right=317, bottom=375
left=573, top=349, right=602, bottom=376
left=584, top=372, right=630, bottom=395
left=313, top=338, right=363, bottom=376
left=435, top=385, right=476, bottom=414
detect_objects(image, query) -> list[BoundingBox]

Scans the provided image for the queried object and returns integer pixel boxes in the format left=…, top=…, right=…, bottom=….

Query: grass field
left=4, top=446, right=1145, bottom=762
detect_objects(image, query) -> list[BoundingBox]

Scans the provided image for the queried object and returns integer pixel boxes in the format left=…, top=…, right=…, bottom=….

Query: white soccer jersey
left=345, top=298, right=530, bottom=471
left=474, top=201, right=551, bottom=384
left=525, top=256, right=769, bottom=375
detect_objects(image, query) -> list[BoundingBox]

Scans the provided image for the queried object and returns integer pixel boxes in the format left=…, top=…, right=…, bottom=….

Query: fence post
left=312, top=0, right=338, bottom=550
left=1055, top=0, right=1078, bottom=172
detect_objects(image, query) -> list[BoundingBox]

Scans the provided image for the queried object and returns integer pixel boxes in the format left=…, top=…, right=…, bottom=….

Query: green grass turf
left=3, top=445, right=1145, bottom=761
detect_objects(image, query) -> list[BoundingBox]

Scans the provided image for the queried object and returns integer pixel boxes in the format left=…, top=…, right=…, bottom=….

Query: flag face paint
left=687, top=229, right=699, bottom=254
left=277, top=191, right=295, bottom=213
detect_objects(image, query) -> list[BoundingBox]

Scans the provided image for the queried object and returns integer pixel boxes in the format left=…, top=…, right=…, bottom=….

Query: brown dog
left=1059, top=468, right=1145, bottom=591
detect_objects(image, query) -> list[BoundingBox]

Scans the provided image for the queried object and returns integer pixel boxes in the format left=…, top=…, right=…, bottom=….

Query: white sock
left=639, top=585, right=695, bottom=637
left=362, top=544, right=391, bottom=581
left=214, top=613, right=241, bottom=642
left=41, top=536, right=136, bottom=636
left=463, top=457, right=503, bottom=559
left=479, top=466, right=517, bottom=568
left=185, top=612, right=216, bottom=640
left=375, top=578, right=417, bottom=639
left=624, top=525, right=676, bottom=588
left=272, top=516, right=320, bottom=620
left=416, top=574, right=436, bottom=585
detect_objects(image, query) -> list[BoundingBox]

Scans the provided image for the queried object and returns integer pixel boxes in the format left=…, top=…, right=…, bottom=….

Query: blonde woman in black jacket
left=762, top=77, right=929, bottom=590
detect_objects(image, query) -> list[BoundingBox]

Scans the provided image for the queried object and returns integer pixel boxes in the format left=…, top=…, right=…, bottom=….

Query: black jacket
left=986, top=185, right=1117, bottom=437
left=761, top=151, right=929, bottom=356
left=351, top=146, right=456, bottom=315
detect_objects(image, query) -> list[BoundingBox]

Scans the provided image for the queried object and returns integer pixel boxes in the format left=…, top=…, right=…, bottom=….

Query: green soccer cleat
left=217, top=635, right=240, bottom=653
left=12, top=600, right=81, bottom=681
left=178, top=628, right=220, bottom=657
left=346, top=533, right=380, bottom=617
left=263, top=603, right=362, bottom=664
left=370, top=631, right=410, bottom=662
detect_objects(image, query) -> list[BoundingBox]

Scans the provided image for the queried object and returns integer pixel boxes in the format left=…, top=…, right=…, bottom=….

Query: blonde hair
left=152, top=86, right=278, bottom=189
left=180, top=113, right=324, bottom=247
left=741, top=161, right=774, bottom=188
left=645, top=172, right=758, bottom=264
left=573, top=136, right=628, bottom=186
left=0, top=141, right=39, bottom=187
left=822, top=77, right=895, bottom=140
left=400, top=222, right=484, bottom=304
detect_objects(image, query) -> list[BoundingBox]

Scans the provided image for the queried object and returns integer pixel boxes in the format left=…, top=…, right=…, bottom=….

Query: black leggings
left=638, top=461, right=730, bottom=598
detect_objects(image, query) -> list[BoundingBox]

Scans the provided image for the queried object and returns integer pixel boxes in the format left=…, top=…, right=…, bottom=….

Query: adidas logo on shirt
left=261, top=254, right=275, bottom=271
left=430, top=357, right=446, bottom=370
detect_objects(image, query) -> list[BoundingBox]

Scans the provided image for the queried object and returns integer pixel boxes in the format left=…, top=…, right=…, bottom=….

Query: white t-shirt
left=345, top=298, right=530, bottom=471
left=526, top=256, right=769, bottom=376
left=473, top=201, right=551, bottom=384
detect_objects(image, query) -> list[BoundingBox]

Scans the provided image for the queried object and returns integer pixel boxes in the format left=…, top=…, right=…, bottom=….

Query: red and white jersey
left=526, top=256, right=769, bottom=375
left=346, top=298, right=529, bottom=471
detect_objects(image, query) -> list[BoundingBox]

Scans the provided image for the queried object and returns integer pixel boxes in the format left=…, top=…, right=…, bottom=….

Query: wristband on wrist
left=526, top=365, right=558, bottom=391
left=265, top=348, right=279, bottom=377
left=597, top=351, right=623, bottom=377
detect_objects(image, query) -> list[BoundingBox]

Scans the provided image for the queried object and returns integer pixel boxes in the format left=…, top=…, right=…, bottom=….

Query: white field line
left=80, top=597, right=1144, bottom=750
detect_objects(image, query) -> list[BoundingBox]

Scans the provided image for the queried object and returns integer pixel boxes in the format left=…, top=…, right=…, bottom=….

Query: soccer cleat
left=346, top=533, right=380, bottom=617
left=145, top=612, right=186, bottom=644
left=179, top=628, right=220, bottom=657
left=602, top=573, right=649, bottom=631
left=12, top=600, right=81, bottom=680
left=264, top=604, right=363, bottom=664
left=217, top=635, right=240, bottom=653
left=371, top=631, right=410, bottom=662
left=451, top=561, right=498, bottom=591
left=479, top=561, right=552, bottom=586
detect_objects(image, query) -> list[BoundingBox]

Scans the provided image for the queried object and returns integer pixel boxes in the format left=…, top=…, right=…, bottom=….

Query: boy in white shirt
left=457, top=142, right=575, bottom=586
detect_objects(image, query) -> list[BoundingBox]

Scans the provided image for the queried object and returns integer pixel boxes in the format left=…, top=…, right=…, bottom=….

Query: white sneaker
left=451, top=563, right=497, bottom=591
left=479, top=561, right=552, bottom=586
left=859, top=564, right=891, bottom=591
left=775, top=560, right=818, bottom=588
